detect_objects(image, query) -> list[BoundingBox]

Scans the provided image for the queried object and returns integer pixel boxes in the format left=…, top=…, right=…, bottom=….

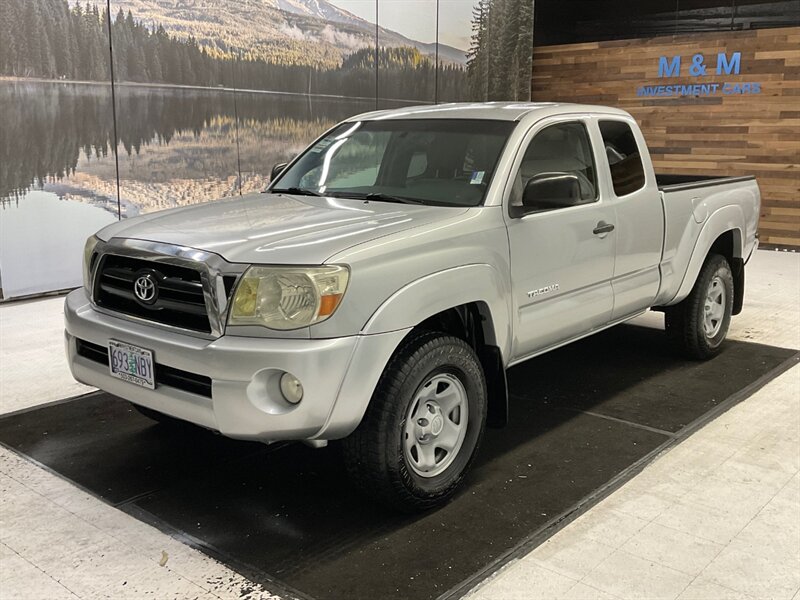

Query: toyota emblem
left=134, top=273, right=158, bottom=304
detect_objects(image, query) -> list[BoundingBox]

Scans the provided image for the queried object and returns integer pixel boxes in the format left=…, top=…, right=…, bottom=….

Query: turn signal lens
left=228, top=265, right=349, bottom=330
left=318, top=293, right=343, bottom=317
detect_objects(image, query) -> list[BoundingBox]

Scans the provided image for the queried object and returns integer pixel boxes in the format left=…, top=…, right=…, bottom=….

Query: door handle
left=593, top=221, right=615, bottom=235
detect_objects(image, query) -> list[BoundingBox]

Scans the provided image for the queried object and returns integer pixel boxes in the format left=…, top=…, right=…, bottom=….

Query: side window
left=510, top=122, right=597, bottom=213
left=599, top=120, right=646, bottom=196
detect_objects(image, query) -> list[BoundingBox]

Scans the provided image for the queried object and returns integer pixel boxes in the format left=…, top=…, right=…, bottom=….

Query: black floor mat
left=0, top=325, right=795, bottom=600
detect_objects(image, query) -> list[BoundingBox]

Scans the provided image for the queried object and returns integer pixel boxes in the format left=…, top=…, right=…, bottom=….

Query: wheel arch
left=360, top=265, right=511, bottom=429
left=668, top=205, right=745, bottom=308
left=708, top=229, right=745, bottom=315
left=361, top=264, right=512, bottom=358
left=414, top=302, right=508, bottom=428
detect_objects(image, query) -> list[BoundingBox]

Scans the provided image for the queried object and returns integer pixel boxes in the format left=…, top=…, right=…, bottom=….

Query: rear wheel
left=342, top=330, right=487, bottom=512
left=665, top=254, right=734, bottom=360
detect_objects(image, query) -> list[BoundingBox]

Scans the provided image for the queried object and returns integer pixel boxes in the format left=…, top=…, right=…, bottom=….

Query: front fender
left=361, top=263, right=512, bottom=361
left=316, top=264, right=511, bottom=439
left=668, top=205, right=744, bottom=305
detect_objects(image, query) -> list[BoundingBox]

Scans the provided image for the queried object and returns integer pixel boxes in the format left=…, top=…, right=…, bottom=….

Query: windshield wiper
left=363, top=192, right=425, bottom=205
left=272, top=188, right=425, bottom=204
left=271, top=187, right=323, bottom=197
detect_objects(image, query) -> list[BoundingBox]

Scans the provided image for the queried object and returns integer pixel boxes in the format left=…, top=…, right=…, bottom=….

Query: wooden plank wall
left=531, top=27, right=800, bottom=248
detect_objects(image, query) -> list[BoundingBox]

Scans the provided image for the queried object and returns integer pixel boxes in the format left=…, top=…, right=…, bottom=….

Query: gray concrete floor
left=0, top=249, right=798, bottom=600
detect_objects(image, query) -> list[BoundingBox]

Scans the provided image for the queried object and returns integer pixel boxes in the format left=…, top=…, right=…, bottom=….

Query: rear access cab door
left=595, top=118, right=664, bottom=320
left=503, top=114, right=616, bottom=362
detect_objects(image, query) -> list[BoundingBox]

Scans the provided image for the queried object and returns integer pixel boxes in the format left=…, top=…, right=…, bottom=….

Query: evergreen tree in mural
left=0, top=0, right=110, bottom=80
left=0, top=0, right=467, bottom=101
left=467, top=0, right=534, bottom=101
left=467, top=0, right=490, bottom=100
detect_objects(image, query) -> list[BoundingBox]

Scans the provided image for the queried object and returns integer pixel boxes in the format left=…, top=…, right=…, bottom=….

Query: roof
left=349, top=102, right=631, bottom=122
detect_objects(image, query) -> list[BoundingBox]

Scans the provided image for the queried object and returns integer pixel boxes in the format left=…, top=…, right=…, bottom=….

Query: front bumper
left=64, top=288, right=409, bottom=442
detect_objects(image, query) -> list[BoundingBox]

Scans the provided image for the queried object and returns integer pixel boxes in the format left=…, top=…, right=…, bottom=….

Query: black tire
left=342, top=330, right=487, bottom=512
left=130, top=402, right=185, bottom=427
left=665, top=254, right=734, bottom=360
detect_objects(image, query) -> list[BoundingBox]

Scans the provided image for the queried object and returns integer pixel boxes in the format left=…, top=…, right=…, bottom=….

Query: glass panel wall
left=107, top=4, right=241, bottom=215
left=233, top=0, right=378, bottom=192
left=455, top=0, right=534, bottom=102
left=0, top=0, right=532, bottom=299
left=436, top=0, right=472, bottom=102
left=0, top=1, right=118, bottom=297
left=377, top=0, right=437, bottom=108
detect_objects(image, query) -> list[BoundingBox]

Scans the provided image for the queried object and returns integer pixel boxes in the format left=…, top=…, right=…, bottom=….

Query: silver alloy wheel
left=403, top=373, right=469, bottom=478
left=703, top=275, right=726, bottom=338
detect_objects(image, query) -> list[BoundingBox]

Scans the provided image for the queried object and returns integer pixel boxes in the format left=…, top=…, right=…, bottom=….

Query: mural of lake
left=0, top=80, right=380, bottom=298
left=0, top=0, right=537, bottom=298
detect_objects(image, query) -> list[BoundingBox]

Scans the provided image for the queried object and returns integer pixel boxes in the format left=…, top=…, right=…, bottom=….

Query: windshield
left=272, top=119, right=516, bottom=207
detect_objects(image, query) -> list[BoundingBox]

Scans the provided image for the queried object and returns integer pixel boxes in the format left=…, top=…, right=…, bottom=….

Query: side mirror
left=271, top=162, right=288, bottom=182
left=520, top=172, right=582, bottom=213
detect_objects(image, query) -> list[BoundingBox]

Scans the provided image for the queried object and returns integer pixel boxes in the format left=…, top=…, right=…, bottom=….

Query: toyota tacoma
left=65, top=103, right=760, bottom=510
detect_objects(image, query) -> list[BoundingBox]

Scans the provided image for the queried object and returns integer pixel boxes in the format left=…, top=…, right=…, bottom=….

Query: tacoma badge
left=527, top=284, right=560, bottom=298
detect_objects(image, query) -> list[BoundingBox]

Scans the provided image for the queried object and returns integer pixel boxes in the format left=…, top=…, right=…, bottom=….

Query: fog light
left=279, top=372, right=304, bottom=404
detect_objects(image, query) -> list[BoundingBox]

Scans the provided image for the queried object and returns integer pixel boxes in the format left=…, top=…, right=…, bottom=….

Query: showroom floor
left=0, top=249, right=798, bottom=600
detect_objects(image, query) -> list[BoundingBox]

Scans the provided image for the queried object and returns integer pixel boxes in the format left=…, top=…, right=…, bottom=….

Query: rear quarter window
left=599, top=121, right=646, bottom=196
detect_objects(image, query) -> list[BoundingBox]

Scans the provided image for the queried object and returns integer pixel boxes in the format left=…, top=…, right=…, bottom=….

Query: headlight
left=83, top=235, right=101, bottom=292
left=228, top=265, right=349, bottom=330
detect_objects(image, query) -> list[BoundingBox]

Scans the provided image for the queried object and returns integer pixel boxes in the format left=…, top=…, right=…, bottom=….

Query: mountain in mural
left=276, top=0, right=365, bottom=27
left=105, top=0, right=468, bottom=67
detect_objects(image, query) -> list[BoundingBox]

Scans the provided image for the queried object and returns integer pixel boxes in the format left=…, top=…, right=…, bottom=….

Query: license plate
left=108, top=341, right=155, bottom=389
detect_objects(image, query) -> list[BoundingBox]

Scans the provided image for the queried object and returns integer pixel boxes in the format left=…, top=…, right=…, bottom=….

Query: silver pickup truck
left=65, top=103, right=760, bottom=511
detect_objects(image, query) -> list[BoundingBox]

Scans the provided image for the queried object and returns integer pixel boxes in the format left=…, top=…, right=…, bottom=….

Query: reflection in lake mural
left=113, top=85, right=375, bottom=214
left=0, top=82, right=116, bottom=203
left=1, top=80, right=375, bottom=211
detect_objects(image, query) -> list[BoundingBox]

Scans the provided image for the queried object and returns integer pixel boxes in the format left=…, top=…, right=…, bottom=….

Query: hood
left=98, top=192, right=468, bottom=265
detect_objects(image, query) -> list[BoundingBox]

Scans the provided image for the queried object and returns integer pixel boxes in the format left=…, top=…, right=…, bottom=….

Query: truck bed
left=656, top=174, right=756, bottom=192
left=653, top=173, right=760, bottom=308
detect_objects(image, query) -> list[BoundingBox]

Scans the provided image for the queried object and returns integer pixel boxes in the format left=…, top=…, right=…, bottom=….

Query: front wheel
left=342, top=331, right=487, bottom=512
left=665, top=253, right=734, bottom=360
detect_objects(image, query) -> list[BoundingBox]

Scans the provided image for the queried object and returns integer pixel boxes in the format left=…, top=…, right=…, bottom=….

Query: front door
left=504, top=118, right=616, bottom=361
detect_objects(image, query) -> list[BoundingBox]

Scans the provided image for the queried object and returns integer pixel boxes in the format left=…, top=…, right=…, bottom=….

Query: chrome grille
left=94, top=254, right=211, bottom=333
